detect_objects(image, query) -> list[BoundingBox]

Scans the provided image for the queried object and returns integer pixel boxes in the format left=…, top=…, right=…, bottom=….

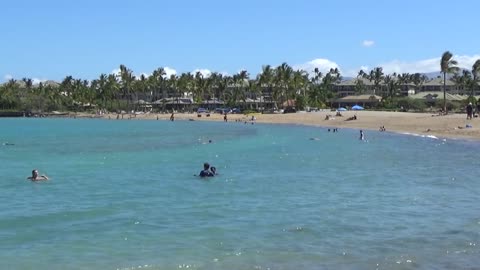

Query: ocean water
left=1, top=118, right=479, bottom=270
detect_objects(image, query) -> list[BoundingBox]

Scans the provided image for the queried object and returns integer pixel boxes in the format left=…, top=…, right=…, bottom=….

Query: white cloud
left=379, top=54, right=480, bottom=74
left=164, top=67, right=177, bottom=78
left=32, top=78, right=47, bottom=85
left=193, top=68, right=212, bottom=78
left=343, top=66, right=370, bottom=77
left=219, top=71, right=230, bottom=76
left=111, top=68, right=121, bottom=76
left=293, top=58, right=340, bottom=75
left=362, top=40, right=375, bottom=47
left=2, top=75, right=48, bottom=84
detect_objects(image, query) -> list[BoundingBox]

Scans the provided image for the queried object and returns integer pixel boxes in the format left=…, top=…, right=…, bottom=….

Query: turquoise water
left=1, top=118, right=479, bottom=270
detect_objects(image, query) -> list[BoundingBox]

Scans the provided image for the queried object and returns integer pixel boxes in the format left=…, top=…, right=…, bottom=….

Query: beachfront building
left=407, top=92, right=476, bottom=103
left=333, top=78, right=375, bottom=97
left=419, top=77, right=459, bottom=94
left=333, top=95, right=383, bottom=108
left=332, top=77, right=416, bottom=97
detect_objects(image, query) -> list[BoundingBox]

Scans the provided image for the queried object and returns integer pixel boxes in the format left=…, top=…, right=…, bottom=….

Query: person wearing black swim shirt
left=199, top=163, right=215, bottom=177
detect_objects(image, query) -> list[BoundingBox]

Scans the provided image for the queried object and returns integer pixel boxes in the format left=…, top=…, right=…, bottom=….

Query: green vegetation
left=1, top=51, right=479, bottom=113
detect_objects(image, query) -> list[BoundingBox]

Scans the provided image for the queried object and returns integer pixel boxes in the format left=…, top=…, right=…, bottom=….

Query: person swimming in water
left=27, top=169, right=49, bottom=181
left=199, top=163, right=215, bottom=177
left=210, top=166, right=217, bottom=175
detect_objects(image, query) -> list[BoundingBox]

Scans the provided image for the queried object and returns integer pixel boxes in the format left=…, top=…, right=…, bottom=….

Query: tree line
left=1, top=51, right=479, bottom=113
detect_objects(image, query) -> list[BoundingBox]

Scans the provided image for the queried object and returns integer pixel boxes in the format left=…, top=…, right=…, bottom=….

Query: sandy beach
left=89, top=110, right=480, bottom=141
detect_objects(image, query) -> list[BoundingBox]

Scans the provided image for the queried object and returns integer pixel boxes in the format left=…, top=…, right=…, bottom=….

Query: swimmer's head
left=210, top=167, right=216, bottom=174
left=32, top=170, right=38, bottom=177
left=203, top=163, right=210, bottom=170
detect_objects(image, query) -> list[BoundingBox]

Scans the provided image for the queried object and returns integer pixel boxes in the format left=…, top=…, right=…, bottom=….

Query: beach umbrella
left=337, top=107, right=347, bottom=111
left=352, top=105, right=364, bottom=110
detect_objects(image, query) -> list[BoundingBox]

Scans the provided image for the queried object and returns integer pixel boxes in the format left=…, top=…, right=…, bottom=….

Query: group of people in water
left=198, top=162, right=217, bottom=178
left=28, top=163, right=217, bottom=182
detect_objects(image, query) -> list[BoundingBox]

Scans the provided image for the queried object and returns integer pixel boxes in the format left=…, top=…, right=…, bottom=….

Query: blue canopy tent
left=351, top=105, right=364, bottom=110
left=337, top=107, right=347, bottom=111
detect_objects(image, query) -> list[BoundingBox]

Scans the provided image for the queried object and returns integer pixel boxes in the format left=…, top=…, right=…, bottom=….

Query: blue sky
left=2, top=0, right=480, bottom=83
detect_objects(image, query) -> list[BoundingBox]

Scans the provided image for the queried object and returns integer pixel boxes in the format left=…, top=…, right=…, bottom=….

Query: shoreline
left=8, top=110, right=479, bottom=141
left=94, top=110, right=480, bottom=141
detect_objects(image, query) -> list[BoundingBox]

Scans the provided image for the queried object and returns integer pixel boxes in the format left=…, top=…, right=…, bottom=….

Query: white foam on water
left=400, top=132, right=439, bottom=140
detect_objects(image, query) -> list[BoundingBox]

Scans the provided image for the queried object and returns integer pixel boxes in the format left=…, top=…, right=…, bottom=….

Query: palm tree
left=313, top=67, right=323, bottom=83
left=106, top=74, right=120, bottom=109
left=384, top=75, right=399, bottom=99
left=472, top=59, right=480, bottom=96
left=291, top=70, right=309, bottom=109
left=168, top=74, right=180, bottom=111
left=218, top=74, right=231, bottom=106
left=237, top=70, right=249, bottom=107
left=397, top=73, right=410, bottom=94
left=119, top=64, right=135, bottom=111
left=368, top=67, right=384, bottom=96
left=357, top=70, right=367, bottom=79
left=178, top=72, right=195, bottom=110
left=322, top=68, right=342, bottom=102
left=292, top=70, right=308, bottom=98
left=452, top=70, right=471, bottom=95
left=411, top=73, right=428, bottom=93
left=22, top=78, right=34, bottom=95
left=440, top=51, right=460, bottom=113
left=258, top=65, right=275, bottom=109
left=275, top=63, right=293, bottom=108
left=354, top=78, right=366, bottom=95
left=194, top=72, right=207, bottom=108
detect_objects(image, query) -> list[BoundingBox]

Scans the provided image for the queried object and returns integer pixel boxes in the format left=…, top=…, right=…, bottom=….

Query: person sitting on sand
left=27, top=169, right=48, bottom=181
left=346, top=115, right=357, bottom=121
left=199, top=163, right=215, bottom=177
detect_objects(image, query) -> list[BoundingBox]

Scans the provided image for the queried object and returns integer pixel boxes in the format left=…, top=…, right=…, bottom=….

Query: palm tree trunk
left=443, top=72, right=447, bottom=113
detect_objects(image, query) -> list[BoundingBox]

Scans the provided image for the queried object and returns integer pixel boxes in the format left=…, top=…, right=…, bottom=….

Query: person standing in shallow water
left=199, top=163, right=215, bottom=177
left=359, top=130, right=365, bottom=141
left=170, top=112, right=175, bottom=121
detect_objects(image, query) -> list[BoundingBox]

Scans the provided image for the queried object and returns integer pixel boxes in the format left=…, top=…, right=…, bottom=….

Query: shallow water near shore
left=1, top=118, right=479, bottom=270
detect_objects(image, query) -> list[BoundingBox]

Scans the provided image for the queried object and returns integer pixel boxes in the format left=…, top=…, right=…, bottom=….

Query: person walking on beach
left=27, top=169, right=48, bottom=181
left=466, top=102, right=473, bottom=120
left=224, top=113, right=228, bottom=122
